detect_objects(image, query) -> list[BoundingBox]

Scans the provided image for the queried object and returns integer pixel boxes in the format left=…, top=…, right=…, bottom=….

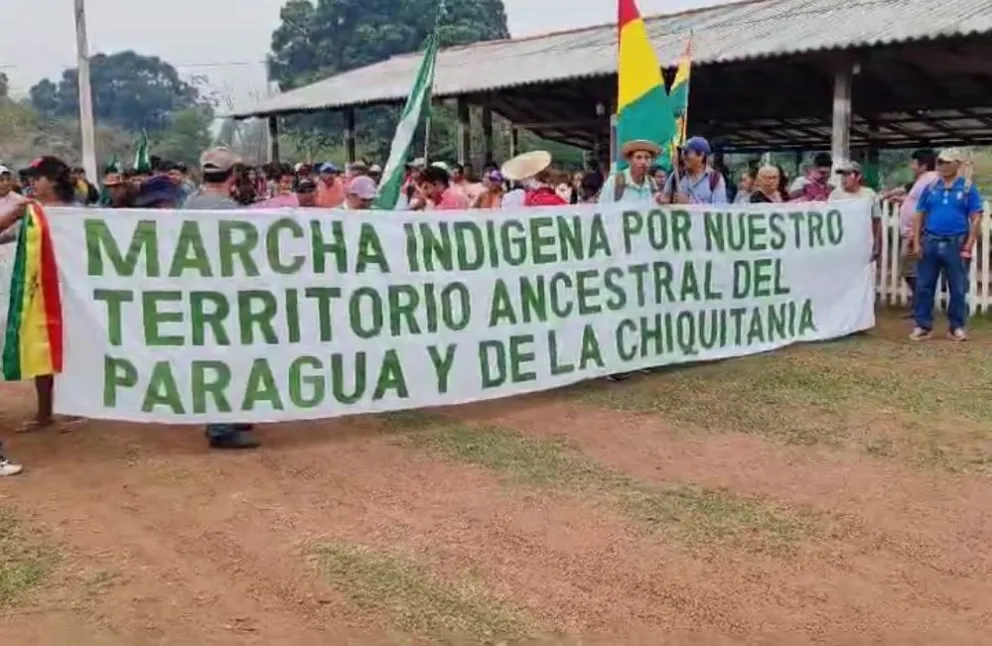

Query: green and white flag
left=133, top=130, right=151, bottom=173
left=373, top=31, right=440, bottom=209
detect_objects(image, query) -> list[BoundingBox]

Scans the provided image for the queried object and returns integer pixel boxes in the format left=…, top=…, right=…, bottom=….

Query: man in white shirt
left=829, top=161, right=881, bottom=260
left=0, top=166, right=26, bottom=245
left=599, top=140, right=662, bottom=205
left=0, top=166, right=20, bottom=208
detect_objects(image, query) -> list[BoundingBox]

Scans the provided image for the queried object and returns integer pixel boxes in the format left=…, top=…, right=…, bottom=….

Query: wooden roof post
left=267, top=116, right=280, bottom=164
left=830, top=57, right=854, bottom=177
left=457, top=97, right=471, bottom=166
left=482, top=101, right=494, bottom=166
left=344, top=107, right=357, bottom=163
left=509, top=126, right=519, bottom=158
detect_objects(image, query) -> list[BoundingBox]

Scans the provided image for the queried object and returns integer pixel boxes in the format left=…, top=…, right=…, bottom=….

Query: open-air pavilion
left=232, top=0, right=992, bottom=170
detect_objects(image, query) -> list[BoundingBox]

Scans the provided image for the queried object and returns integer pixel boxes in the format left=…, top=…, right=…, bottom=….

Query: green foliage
left=29, top=51, right=201, bottom=133
left=267, top=0, right=512, bottom=166
left=150, top=107, right=215, bottom=168
left=0, top=98, right=133, bottom=170
left=268, top=0, right=509, bottom=91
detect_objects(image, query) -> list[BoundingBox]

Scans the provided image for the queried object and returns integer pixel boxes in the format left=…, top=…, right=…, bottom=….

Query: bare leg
left=16, top=375, right=55, bottom=433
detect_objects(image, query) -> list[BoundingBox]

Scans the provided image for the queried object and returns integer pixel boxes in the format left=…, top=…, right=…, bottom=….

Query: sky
left=1, top=0, right=718, bottom=107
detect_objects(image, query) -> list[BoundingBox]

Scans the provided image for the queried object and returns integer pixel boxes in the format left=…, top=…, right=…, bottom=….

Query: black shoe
left=208, top=429, right=261, bottom=450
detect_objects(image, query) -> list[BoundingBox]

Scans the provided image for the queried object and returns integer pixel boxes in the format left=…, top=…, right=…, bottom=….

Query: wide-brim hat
left=621, top=139, right=662, bottom=158
left=501, top=151, right=552, bottom=181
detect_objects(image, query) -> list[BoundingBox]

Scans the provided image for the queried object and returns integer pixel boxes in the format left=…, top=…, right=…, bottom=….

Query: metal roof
left=232, top=0, right=992, bottom=119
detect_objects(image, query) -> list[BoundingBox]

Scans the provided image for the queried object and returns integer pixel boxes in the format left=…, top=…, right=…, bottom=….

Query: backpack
left=641, top=169, right=721, bottom=202
left=614, top=172, right=660, bottom=202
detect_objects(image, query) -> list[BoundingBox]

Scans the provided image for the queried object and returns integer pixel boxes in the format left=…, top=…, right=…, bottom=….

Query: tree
left=0, top=72, right=8, bottom=100
left=29, top=51, right=201, bottom=132
left=268, top=0, right=509, bottom=92
left=267, top=0, right=509, bottom=163
left=29, top=79, right=59, bottom=115
left=152, top=106, right=215, bottom=167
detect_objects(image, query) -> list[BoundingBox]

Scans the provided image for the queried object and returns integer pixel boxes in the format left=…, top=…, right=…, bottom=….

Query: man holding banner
left=182, top=146, right=261, bottom=450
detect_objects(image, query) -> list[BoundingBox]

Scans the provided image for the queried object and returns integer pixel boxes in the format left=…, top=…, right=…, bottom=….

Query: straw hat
left=501, top=151, right=552, bottom=181
left=620, top=139, right=662, bottom=158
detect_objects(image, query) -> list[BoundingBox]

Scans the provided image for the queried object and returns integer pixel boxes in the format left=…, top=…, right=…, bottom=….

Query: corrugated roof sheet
left=232, top=0, right=992, bottom=118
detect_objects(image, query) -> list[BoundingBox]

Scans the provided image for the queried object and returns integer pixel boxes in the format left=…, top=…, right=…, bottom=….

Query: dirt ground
left=2, top=310, right=992, bottom=645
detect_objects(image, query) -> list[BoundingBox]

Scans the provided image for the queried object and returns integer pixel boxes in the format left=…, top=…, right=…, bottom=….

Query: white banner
left=0, top=242, right=16, bottom=357
left=47, top=202, right=875, bottom=423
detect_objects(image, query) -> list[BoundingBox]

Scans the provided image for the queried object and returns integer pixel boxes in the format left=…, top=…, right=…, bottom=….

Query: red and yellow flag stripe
left=617, top=0, right=665, bottom=113
left=2, top=202, right=64, bottom=380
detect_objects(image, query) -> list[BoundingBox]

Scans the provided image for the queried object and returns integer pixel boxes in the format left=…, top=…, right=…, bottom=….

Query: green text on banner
left=48, top=202, right=876, bottom=423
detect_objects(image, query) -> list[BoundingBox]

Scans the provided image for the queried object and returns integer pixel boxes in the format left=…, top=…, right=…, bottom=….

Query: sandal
left=57, top=416, right=86, bottom=433
left=15, top=418, right=56, bottom=434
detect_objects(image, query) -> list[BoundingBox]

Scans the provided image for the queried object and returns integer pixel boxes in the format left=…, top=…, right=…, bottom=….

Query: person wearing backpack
left=660, top=136, right=728, bottom=205
left=598, top=139, right=663, bottom=205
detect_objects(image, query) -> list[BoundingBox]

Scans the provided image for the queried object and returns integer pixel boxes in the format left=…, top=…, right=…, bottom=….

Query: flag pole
left=669, top=31, right=693, bottom=199
left=74, top=0, right=97, bottom=181
left=423, top=109, right=431, bottom=162
left=423, top=0, right=444, bottom=163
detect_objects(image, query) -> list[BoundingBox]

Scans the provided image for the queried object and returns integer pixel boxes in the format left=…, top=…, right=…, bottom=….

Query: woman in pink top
left=894, top=149, right=938, bottom=307
left=422, top=165, right=470, bottom=210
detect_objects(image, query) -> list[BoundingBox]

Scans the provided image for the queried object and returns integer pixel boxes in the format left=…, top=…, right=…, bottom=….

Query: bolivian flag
left=616, top=0, right=676, bottom=169
left=2, top=203, right=64, bottom=380
left=669, top=34, right=693, bottom=159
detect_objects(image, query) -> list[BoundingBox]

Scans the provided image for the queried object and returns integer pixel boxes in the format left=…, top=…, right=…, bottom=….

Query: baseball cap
left=199, top=147, right=241, bottom=173
left=23, top=156, right=71, bottom=179
left=408, top=157, right=426, bottom=169
left=319, top=162, right=339, bottom=174
left=938, top=148, right=966, bottom=163
left=682, top=136, right=711, bottom=156
left=296, top=178, right=317, bottom=193
left=369, top=164, right=382, bottom=174
left=430, top=161, right=450, bottom=172
left=834, top=160, right=862, bottom=174
left=348, top=160, right=369, bottom=173
left=485, top=170, right=504, bottom=183
left=347, top=176, right=378, bottom=200
left=0, top=165, right=11, bottom=176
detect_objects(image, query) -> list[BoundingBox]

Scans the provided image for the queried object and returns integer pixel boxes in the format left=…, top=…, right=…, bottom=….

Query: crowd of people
left=0, top=133, right=982, bottom=476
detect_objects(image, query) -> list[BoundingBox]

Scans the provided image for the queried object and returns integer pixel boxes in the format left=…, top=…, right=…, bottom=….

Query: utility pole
left=74, top=0, right=98, bottom=181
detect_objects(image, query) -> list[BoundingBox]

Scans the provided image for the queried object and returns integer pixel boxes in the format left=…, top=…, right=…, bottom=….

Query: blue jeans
left=206, top=423, right=253, bottom=439
left=913, top=233, right=968, bottom=331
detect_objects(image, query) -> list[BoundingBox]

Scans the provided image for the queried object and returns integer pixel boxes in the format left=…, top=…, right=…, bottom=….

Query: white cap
left=0, top=165, right=11, bottom=176
left=430, top=161, right=450, bottom=172
left=347, top=176, right=378, bottom=200
left=938, top=148, right=967, bottom=164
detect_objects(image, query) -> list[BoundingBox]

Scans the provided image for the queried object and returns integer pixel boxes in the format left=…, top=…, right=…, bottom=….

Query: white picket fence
left=876, top=200, right=992, bottom=314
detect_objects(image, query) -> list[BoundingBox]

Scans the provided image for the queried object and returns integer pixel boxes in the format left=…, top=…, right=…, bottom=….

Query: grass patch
left=621, top=485, right=811, bottom=553
left=0, top=507, right=58, bottom=606
left=407, top=424, right=602, bottom=488
left=316, top=543, right=529, bottom=643
left=392, top=418, right=810, bottom=553
left=572, top=325, right=992, bottom=470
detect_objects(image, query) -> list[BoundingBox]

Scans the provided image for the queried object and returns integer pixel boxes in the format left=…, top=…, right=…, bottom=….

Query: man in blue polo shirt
left=909, top=148, right=983, bottom=341
left=660, top=136, right=728, bottom=205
